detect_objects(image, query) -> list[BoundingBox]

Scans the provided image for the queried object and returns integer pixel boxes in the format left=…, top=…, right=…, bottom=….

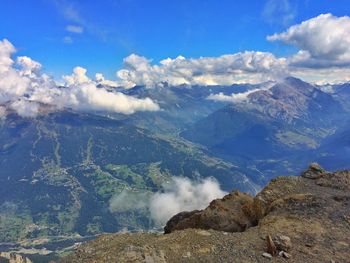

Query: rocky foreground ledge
left=62, top=164, right=350, bottom=262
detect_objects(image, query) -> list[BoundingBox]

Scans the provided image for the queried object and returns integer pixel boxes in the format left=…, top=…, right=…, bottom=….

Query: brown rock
left=279, top=251, right=291, bottom=259
left=262, top=252, right=273, bottom=259
left=301, top=163, right=326, bottom=179
left=253, top=176, right=301, bottom=220
left=164, top=210, right=200, bottom=234
left=274, top=235, right=292, bottom=252
left=164, top=191, right=257, bottom=233
left=316, top=170, right=350, bottom=190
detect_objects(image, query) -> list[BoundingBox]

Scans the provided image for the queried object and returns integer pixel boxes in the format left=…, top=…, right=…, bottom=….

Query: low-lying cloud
left=207, top=82, right=275, bottom=104
left=109, top=190, right=149, bottom=213
left=0, top=39, right=159, bottom=118
left=149, top=177, right=227, bottom=225
left=109, top=177, right=227, bottom=227
left=208, top=88, right=264, bottom=103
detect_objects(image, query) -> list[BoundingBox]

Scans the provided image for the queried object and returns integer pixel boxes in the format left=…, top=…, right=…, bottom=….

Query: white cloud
left=62, top=36, right=73, bottom=44
left=109, top=190, right=149, bottom=213
left=52, top=0, right=107, bottom=41
left=0, top=39, right=15, bottom=70
left=292, top=67, right=350, bottom=85
left=0, top=105, right=6, bottom=119
left=317, top=84, right=334, bottom=94
left=262, top=0, right=296, bottom=26
left=268, top=13, right=350, bottom=68
left=109, top=177, right=227, bottom=227
left=95, top=73, right=119, bottom=87
left=65, top=80, right=160, bottom=114
left=62, top=67, right=160, bottom=114
left=207, top=90, right=258, bottom=103
left=207, top=82, right=275, bottom=103
left=209, top=89, right=262, bottom=103
left=112, top=14, right=350, bottom=85
left=115, top=52, right=288, bottom=88
left=63, top=66, right=90, bottom=85
left=0, top=39, right=159, bottom=118
left=10, top=100, right=40, bottom=118
left=66, top=25, right=84, bottom=34
left=52, top=0, right=84, bottom=24
left=149, top=177, right=227, bottom=226
left=16, top=56, right=42, bottom=76
left=0, top=39, right=30, bottom=103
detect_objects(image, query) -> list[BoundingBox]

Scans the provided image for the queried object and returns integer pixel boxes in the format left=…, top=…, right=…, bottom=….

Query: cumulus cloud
left=0, top=40, right=30, bottom=103
left=66, top=25, right=84, bottom=34
left=0, top=39, right=159, bottom=118
left=10, top=100, right=40, bottom=118
left=62, top=67, right=160, bottom=114
left=292, top=67, right=350, bottom=85
left=16, top=56, right=42, bottom=74
left=63, top=66, right=90, bottom=85
left=268, top=14, right=350, bottom=68
left=95, top=73, right=119, bottom=87
left=112, top=14, right=350, bottom=85
left=109, top=177, right=227, bottom=227
left=115, top=52, right=288, bottom=88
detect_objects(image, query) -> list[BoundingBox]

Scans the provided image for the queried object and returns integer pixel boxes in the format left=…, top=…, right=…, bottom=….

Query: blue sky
left=0, top=0, right=349, bottom=79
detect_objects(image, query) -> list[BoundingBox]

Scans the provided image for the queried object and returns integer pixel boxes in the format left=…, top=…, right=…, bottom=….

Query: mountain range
left=0, top=77, right=349, bottom=258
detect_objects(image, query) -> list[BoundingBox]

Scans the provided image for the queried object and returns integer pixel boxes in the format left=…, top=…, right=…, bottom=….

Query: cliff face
left=62, top=164, right=350, bottom=263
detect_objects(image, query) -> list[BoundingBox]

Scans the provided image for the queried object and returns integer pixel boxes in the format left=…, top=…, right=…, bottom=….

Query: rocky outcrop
left=62, top=164, right=350, bottom=263
left=164, top=191, right=257, bottom=234
left=301, top=162, right=327, bottom=179
left=164, top=163, right=334, bottom=234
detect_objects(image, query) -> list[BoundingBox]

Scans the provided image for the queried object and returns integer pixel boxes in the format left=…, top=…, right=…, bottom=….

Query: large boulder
left=164, top=191, right=257, bottom=234
left=301, top=162, right=327, bottom=179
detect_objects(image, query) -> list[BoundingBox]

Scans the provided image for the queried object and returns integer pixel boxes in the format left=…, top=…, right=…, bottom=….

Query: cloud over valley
left=109, top=177, right=227, bottom=227
left=0, top=39, right=159, bottom=118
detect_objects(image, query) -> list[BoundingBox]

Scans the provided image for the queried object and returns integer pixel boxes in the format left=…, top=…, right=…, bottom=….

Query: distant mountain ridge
left=182, top=77, right=350, bottom=183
